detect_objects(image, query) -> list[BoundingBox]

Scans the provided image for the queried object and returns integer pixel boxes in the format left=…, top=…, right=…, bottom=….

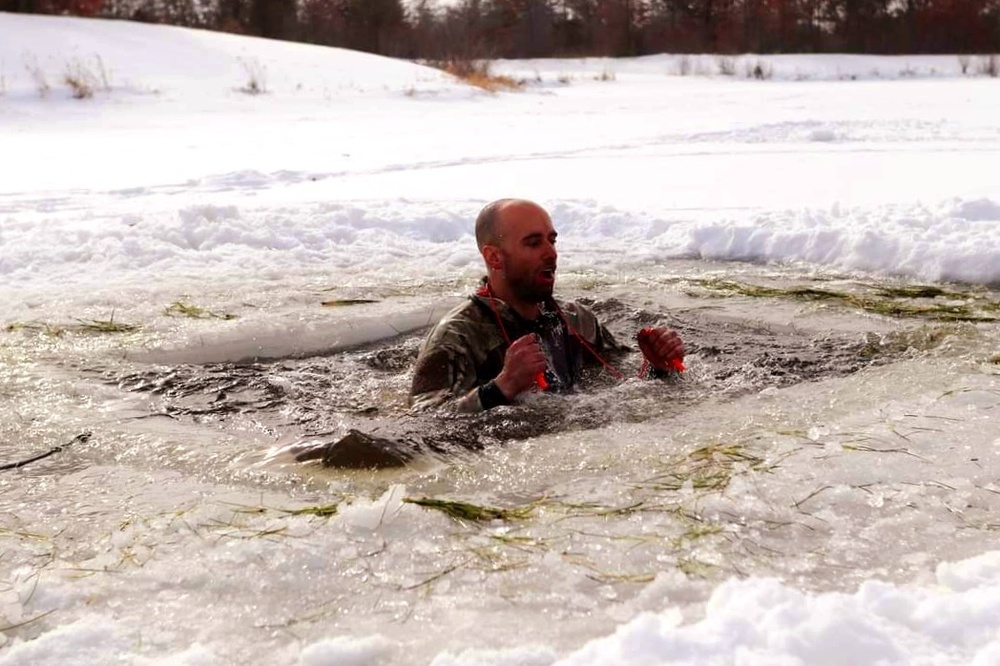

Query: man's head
left=476, top=199, right=558, bottom=310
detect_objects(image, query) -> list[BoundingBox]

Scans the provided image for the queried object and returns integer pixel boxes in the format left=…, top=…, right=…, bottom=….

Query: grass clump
left=428, top=59, right=524, bottom=93
left=745, top=59, right=773, bottom=80
left=403, top=497, right=533, bottom=522
left=164, top=300, right=237, bottom=320
left=237, top=57, right=267, bottom=95
left=278, top=504, right=339, bottom=518
left=594, top=67, right=616, bottom=82
left=696, top=279, right=999, bottom=323
left=63, top=56, right=111, bottom=100
left=5, top=313, right=139, bottom=335
left=677, top=557, right=716, bottom=577
left=75, top=314, right=140, bottom=333
left=642, top=442, right=769, bottom=493
left=4, top=321, right=65, bottom=336
left=716, top=56, right=737, bottom=76
left=23, top=53, right=49, bottom=97
left=976, top=54, right=999, bottom=78
left=675, top=55, right=692, bottom=76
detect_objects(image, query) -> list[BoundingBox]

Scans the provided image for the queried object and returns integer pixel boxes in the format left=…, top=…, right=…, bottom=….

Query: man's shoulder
left=423, top=296, right=495, bottom=345
left=553, top=298, right=600, bottom=325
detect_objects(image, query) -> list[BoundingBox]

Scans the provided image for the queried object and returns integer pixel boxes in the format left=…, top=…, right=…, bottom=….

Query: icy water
left=2, top=261, right=998, bottom=663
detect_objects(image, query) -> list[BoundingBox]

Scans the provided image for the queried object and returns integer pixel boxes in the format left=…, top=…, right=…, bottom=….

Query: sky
left=1, top=11, right=1000, bottom=666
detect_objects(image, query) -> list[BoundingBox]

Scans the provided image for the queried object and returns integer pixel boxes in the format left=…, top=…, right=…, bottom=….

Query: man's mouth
left=538, top=267, right=556, bottom=284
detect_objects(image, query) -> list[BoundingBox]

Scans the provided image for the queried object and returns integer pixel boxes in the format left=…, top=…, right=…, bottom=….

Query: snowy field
left=2, top=12, right=1000, bottom=666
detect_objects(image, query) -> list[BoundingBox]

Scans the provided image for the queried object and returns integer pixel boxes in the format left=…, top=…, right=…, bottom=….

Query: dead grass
left=695, top=279, right=1000, bottom=323
left=641, top=442, right=772, bottom=494
left=716, top=56, right=737, bottom=76
left=428, top=59, right=524, bottom=93
left=745, top=59, right=773, bottom=80
left=63, top=56, right=111, bottom=100
left=403, top=496, right=534, bottom=522
left=163, top=300, right=237, bottom=320
left=675, top=55, right=692, bottom=76
left=237, top=57, right=268, bottom=95
left=977, top=54, right=999, bottom=77
left=594, top=67, right=616, bottom=82
left=5, top=313, right=139, bottom=335
left=23, top=53, right=49, bottom=97
left=75, top=314, right=140, bottom=334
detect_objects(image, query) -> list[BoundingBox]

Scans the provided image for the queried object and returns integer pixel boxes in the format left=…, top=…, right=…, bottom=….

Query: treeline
left=5, top=0, right=1000, bottom=57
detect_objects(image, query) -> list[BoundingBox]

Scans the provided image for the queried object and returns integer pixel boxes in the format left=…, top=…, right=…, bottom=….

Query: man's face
left=493, top=203, right=558, bottom=303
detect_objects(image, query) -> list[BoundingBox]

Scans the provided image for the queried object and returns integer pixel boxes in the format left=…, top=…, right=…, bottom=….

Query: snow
left=1, top=11, right=1000, bottom=666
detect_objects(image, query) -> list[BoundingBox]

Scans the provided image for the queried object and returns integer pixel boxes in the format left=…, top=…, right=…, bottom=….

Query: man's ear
left=481, top=245, right=504, bottom=271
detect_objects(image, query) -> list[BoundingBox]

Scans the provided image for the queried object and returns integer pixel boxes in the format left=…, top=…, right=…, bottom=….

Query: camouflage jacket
left=409, top=291, right=621, bottom=413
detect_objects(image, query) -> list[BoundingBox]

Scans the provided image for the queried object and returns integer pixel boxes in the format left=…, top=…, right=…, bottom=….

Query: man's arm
left=410, top=334, right=549, bottom=413
left=409, top=345, right=485, bottom=413
left=638, top=326, right=686, bottom=374
left=564, top=301, right=684, bottom=377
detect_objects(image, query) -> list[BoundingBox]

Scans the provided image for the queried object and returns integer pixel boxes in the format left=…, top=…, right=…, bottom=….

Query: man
left=409, top=199, right=685, bottom=412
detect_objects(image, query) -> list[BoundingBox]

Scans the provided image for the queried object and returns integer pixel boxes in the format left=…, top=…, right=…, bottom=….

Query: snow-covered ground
left=1, top=12, right=999, bottom=666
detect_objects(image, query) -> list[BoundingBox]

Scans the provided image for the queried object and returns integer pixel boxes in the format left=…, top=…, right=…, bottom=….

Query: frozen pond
left=2, top=13, right=1000, bottom=665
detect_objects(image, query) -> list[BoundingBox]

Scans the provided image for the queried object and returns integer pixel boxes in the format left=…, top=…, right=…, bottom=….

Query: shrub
left=238, top=57, right=268, bottom=94
left=675, top=55, right=692, bottom=76
left=23, top=54, right=50, bottom=97
left=977, top=54, right=999, bottom=77
left=594, top=67, right=616, bottom=82
left=64, top=62, right=95, bottom=98
left=63, top=56, right=111, bottom=100
left=744, top=59, right=772, bottom=80
left=716, top=56, right=736, bottom=76
left=958, top=55, right=971, bottom=75
left=428, top=58, right=523, bottom=92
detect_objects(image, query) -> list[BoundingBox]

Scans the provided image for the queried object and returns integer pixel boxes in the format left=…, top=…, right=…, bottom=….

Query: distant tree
left=0, top=0, right=40, bottom=11
left=9, top=0, right=1000, bottom=57
left=10, top=0, right=105, bottom=14
left=434, top=0, right=493, bottom=59
left=249, top=0, right=297, bottom=39
left=300, top=0, right=407, bottom=55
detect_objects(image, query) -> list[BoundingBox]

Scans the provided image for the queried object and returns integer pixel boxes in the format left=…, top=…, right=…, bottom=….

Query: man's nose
left=542, top=241, right=557, bottom=260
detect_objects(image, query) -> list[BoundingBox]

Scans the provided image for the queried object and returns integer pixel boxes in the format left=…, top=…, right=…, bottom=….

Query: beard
left=501, top=251, right=555, bottom=304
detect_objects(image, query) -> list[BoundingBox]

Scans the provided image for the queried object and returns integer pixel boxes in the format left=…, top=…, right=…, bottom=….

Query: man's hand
left=494, top=334, right=548, bottom=398
left=637, top=327, right=686, bottom=372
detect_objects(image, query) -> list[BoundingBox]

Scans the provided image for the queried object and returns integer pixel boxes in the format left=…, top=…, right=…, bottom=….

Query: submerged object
left=312, top=429, right=416, bottom=469
left=292, top=403, right=580, bottom=470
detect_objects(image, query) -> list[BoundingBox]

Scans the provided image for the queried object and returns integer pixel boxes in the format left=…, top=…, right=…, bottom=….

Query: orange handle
left=535, top=372, right=549, bottom=390
left=670, top=357, right=686, bottom=373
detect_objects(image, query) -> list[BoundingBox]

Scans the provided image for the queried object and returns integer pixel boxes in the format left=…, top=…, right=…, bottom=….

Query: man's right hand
left=494, top=334, right=548, bottom=399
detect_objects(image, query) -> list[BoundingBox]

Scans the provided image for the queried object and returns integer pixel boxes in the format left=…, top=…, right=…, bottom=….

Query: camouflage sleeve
left=409, top=342, right=485, bottom=413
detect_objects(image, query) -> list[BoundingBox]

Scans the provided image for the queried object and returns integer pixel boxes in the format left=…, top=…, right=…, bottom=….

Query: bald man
left=409, top=199, right=685, bottom=412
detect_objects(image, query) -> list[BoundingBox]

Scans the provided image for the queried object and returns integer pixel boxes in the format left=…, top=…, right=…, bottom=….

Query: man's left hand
left=637, top=327, right=685, bottom=372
